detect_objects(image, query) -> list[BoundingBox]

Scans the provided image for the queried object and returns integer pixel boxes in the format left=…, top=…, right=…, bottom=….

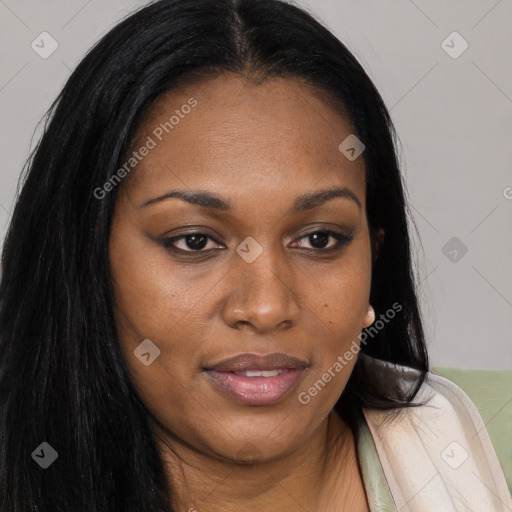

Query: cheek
left=296, top=241, right=372, bottom=397
left=109, top=225, right=198, bottom=338
left=301, top=241, right=372, bottom=336
left=108, top=225, right=214, bottom=410
left=109, top=245, right=204, bottom=431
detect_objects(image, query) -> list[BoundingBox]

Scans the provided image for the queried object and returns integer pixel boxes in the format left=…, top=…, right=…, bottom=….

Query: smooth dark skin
left=109, top=73, right=383, bottom=511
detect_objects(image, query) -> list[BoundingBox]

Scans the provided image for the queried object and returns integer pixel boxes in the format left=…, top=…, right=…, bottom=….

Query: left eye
left=162, top=229, right=353, bottom=253
left=290, top=230, right=353, bottom=250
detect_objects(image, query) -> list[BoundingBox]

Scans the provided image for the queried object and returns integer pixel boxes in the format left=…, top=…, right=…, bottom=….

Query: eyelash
left=162, top=229, right=354, bottom=256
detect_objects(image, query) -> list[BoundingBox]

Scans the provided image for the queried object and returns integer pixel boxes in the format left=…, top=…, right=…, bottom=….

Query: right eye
left=162, top=232, right=224, bottom=253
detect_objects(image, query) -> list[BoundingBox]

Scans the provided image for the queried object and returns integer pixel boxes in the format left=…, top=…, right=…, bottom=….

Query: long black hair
left=0, top=0, right=428, bottom=510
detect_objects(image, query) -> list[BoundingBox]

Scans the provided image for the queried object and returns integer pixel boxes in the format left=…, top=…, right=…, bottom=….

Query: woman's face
left=109, top=73, right=374, bottom=464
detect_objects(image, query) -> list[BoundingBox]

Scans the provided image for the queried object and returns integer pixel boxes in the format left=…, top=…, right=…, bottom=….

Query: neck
left=151, top=409, right=360, bottom=512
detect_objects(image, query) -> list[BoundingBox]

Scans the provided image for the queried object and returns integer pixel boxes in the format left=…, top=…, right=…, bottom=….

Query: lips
left=203, top=352, right=309, bottom=406
left=205, top=352, right=309, bottom=373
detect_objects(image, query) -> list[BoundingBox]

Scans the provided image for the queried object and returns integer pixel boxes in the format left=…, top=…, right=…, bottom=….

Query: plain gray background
left=0, top=0, right=511, bottom=369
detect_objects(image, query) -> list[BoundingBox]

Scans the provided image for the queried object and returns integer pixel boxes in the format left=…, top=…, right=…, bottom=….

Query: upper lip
left=205, top=352, right=309, bottom=372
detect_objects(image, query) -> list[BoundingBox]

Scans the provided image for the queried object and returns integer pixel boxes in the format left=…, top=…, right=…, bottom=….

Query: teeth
left=246, top=370, right=266, bottom=377
left=233, top=369, right=290, bottom=377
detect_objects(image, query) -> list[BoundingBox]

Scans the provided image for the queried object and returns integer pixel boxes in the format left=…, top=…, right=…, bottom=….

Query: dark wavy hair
left=0, top=0, right=428, bottom=510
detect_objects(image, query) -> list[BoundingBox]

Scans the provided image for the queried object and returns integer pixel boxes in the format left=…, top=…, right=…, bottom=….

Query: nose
left=221, top=248, right=300, bottom=334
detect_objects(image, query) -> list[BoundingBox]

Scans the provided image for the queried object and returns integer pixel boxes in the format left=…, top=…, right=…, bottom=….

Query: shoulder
left=362, top=367, right=512, bottom=511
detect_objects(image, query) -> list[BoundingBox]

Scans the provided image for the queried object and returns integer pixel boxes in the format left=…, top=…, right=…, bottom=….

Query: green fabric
left=431, top=367, right=512, bottom=495
left=351, top=407, right=398, bottom=511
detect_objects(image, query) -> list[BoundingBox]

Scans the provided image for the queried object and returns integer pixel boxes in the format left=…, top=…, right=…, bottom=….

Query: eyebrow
left=139, top=185, right=361, bottom=212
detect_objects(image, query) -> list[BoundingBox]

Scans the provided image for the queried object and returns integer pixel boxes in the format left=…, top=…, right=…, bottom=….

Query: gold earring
left=365, top=305, right=375, bottom=326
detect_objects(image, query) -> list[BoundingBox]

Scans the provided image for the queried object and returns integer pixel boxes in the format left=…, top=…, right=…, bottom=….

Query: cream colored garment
left=362, top=370, right=512, bottom=511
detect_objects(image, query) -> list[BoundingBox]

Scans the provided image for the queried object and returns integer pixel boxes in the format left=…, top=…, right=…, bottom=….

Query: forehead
left=121, top=73, right=366, bottom=210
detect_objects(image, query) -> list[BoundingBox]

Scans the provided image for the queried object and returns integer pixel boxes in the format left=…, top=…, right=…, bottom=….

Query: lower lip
left=205, top=368, right=304, bottom=406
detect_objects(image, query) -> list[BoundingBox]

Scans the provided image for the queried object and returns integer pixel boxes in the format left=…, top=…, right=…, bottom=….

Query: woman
left=0, top=0, right=509, bottom=510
